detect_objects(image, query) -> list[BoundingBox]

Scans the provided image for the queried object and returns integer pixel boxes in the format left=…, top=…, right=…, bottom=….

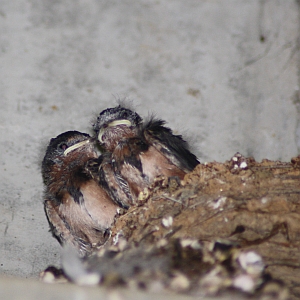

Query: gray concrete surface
left=0, top=275, right=251, bottom=300
left=0, top=0, right=299, bottom=297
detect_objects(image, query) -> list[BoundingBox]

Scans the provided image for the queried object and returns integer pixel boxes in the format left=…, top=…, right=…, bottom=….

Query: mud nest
left=43, top=153, right=300, bottom=299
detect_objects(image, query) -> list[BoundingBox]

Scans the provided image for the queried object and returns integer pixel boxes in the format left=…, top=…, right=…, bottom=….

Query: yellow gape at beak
left=98, top=119, right=132, bottom=143
left=63, top=139, right=91, bottom=156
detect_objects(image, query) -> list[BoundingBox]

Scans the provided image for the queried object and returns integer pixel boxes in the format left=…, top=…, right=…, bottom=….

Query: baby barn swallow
left=93, top=105, right=200, bottom=206
left=42, top=131, right=118, bottom=256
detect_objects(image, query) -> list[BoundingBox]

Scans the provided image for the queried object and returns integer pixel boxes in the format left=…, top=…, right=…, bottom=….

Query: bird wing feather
left=142, top=118, right=199, bottom=172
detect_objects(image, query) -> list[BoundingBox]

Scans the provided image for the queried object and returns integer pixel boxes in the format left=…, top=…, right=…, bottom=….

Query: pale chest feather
left=140, top=146, right=186, bottom=181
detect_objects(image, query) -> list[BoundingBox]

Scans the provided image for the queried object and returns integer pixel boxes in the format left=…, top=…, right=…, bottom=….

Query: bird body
left=42, top=131, right=118, bottom=256
left=93, top=106, right=200, bottom=206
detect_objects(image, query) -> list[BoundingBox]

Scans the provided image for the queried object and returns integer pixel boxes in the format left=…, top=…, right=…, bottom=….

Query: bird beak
left=63, top=139, right=91, bottom=156
left=98, top=119, right=132, bottom=143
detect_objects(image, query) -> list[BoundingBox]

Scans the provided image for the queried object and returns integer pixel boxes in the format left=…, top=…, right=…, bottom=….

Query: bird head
left=93, top=105, right=142, bottom=151
left=42, top=131, right=96, bottom=186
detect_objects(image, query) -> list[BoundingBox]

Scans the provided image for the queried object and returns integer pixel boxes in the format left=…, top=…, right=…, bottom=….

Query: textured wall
left=0, top=0, right=299, bottom=278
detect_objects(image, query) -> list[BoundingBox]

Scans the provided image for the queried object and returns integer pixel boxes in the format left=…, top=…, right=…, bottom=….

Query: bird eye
left=59, top=143, right=68, bottom=151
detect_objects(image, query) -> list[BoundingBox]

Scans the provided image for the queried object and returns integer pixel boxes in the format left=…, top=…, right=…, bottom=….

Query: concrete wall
left=0, top=0, right=299, bottom=280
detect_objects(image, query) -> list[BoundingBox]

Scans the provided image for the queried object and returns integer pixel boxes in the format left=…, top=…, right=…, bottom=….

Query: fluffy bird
left=42, top=131, right=118, bottom=256
left=92, top=105, right=200, bottom=206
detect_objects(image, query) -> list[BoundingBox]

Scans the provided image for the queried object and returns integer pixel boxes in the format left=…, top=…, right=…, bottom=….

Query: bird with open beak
left=42, top=131, right=119, bottom=256
left=92, top=105, right=200, bottom=207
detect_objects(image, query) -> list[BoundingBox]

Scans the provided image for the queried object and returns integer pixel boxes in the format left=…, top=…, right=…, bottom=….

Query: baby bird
left=92, top=105, right=200, bottom=206
left=42, top=131, right=118, bottom=256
